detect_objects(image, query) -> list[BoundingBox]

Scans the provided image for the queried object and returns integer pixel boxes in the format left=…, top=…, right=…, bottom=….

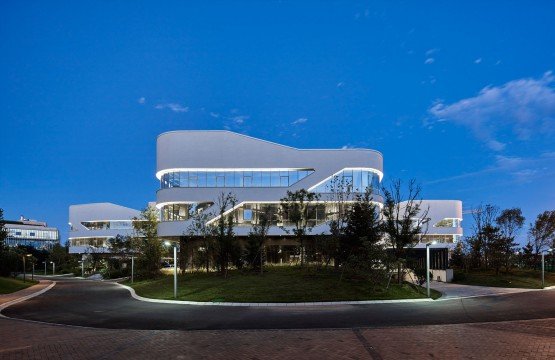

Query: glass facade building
left=3, top=219, right=59, bottom=250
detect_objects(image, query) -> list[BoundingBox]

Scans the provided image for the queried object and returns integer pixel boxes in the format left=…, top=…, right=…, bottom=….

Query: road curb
left=0, top=281, right=56, bottom=314
left=115, top=282, right=435, bottom=306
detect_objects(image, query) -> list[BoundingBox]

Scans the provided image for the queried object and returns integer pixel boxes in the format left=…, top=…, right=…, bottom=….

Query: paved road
left=3, top=277, right=555, bottom=331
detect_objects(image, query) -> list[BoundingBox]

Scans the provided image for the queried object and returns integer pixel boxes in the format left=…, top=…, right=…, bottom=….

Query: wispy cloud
left=138, top=97, right=146, bottom=104
left=155, top=103, right=189, bottom=113
left=231, top=115, right=249, bottom=125
left=474, top=58, right=482, bottom=64
left=292, top=117, right=308, bottom=125
left=424, top=58, right=435, bottom=65
left=428, top=71, right=555, bottom=151
left=209, top=112, right=220, bottom=118
left=426, top=153, right=555, bottom=185
left=336, top=81, right=345, bottom=88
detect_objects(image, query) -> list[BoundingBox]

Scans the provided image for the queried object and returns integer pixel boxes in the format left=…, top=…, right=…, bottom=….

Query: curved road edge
left=0, top=280, right=56, bottom=316
left=115, top=281, right=552, bottom=307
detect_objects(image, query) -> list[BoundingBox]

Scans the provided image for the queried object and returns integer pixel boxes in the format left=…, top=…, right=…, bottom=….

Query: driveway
left=429, top=281, right=535, bottom=299
left=2, top=277, right=555, bottom=330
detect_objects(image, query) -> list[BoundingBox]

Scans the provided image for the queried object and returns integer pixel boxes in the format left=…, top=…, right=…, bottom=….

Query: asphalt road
left=3, top=278, right=555, bottom=330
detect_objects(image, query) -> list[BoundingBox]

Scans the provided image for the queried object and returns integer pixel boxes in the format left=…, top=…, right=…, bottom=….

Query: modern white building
left=68, top=203, right=140, bottom=254
left=68, top=131, right=463, bottom=263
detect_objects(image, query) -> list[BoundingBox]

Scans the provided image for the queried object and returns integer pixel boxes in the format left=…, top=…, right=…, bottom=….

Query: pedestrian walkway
left=429, top=281, right=534, bottom=299
left=0, top=314, right=553, bottom=359
left=0, top=280, right=53, bottom=308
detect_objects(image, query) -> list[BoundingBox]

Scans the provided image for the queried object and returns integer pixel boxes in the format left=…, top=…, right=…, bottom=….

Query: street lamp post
left=22, top=255, right=26, bottom=283
left=79, top=260, right=84, bottom=278
left=43, top=261, right=47, bottom=276
left=22, top=254, right=32, bottom=283
left=542, top=249, right=553, bottom=288
left=165, top=241, right=178, bottom=299
left=50, top=261, right=55, bottom=276
left=31, top=261, right=34, bottom=281
left=131, top=256, right=134, bottom=284
left=426, top=241, right=437, bottom=298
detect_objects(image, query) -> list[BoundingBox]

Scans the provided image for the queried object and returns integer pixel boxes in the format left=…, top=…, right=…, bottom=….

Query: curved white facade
left=156, top=130, right=384, bottom=237
left=68, top=130, right=463, bottom=252
left=414, top=200, right=463, bottom=248
left=68, top=203, right=140, bottom=254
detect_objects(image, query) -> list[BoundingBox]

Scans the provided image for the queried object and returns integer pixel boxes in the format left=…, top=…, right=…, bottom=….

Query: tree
left=470, top=204, right=500, bottom=269
left=245, top=205, right=274, bottom=274
left=48, top=243, right=78, bottom=274
left=213, top=192, right=239, bottom=277
left=521, top=241, right=535, bottom=269
left=496, top=208, right=525, bottom=241
left=132, top=205, right=162, bottom=278
left=325, top=176, right=352, bottom=270
left=381, top=179, right=429, bottom=284
left=481, top=224, right=508, bottom=275
left=450, top=241, right=466, bottom=269
left=0, top=208, right=7, bottom=252
left=496, top=208, right=525, bottom=272
left=186, top=211, right=213, bottom=273
left=342, top=188, right=385, bottom=285
left=528, top=210, right=555, bottom=255
left=0, top=209, right=19, bottom=277
left=105, top=235, right=133, bottom=278
left=279, top=189, right=320, bottom=267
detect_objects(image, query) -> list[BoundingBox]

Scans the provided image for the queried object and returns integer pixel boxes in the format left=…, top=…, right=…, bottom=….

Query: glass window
left=207, top=171, right=216, bottom=187
left=216, top=175, right=225, bottom=187
left=289, top=170, right=299, bottom=184
left=159, top=169, right=314, bottom=189
left=271, top=171, right=280, bottom=186
left=235, top=171, right=243, bottom=187
left=243, top=209, right=253, bottom=221
left=225, top=171, right=234, bottom=187
left=189, top=171, right=198, bottom=187
left=253, top=171, right=261, bottom=187
left=198, top=172, right=207, bottom=187
left=261, top=172, right=271, bottom=187
left=353, top=170, right=362, bottom=192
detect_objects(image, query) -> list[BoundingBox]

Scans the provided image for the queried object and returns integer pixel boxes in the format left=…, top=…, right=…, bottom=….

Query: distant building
left=3, top=216, right=59, bottom=250
left=68, top=203, right=142, bottom=254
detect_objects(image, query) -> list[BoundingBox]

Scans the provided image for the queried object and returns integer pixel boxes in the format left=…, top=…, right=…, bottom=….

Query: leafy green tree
left=245, top=205, right=274, bottom=273
left=186, top=211, right=214, bottom=273
left=521, top=241, right=535, bottom=269
left=481, top=224, right=509, bottom=275
left=213, top=192, right=240, bottom=277
left=279, top=189, right=320, bottom=267
left=325, top=176, right=352, bottom=269
left=48, top=243, right=79, bottom=274
left=341, top=189, right=386, bottom=286
left=381, top=179, right=429, bottom=284
left=132, top=206, right=162, bottom=278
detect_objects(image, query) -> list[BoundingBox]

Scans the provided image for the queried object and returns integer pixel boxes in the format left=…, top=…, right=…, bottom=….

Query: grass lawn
left=0, top=277, right=38, bottom=294
left=126, top=266, right=441, bottom=302
left=453, top=269, right=555, bottom=289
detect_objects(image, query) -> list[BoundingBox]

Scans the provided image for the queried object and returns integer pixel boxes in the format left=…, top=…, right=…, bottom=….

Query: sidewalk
left=429, top=281, right=534, bottom=299
left=0, top=280, right=53, bottom=307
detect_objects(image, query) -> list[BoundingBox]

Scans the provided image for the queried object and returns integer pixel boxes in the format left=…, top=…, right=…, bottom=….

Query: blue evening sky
left=1, top=1, right=554, bottom=245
